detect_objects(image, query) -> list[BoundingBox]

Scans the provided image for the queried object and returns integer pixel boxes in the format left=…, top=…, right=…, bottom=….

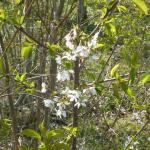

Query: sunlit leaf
left=15, top=0, right=22, bottom=5
left=20, top=73, right=26, bottom=82
left=110, top=64, right=119, bottom=77
left=39, top=122, right=47, bottom=137
left=0, top=9, right=6, bottom=21
left=46, top=129, right=64, bottom=141
left=22, top=129, right=41, bottom=141
left=133, top=0, right=148, bottom=15
left=117, top=5, right=127, bottom=12
left=140, top=73, right=150, bottom=84
left=47, top=42, right=61, bottom=56
left=106, top=23, right=116, bottom=35
left=100, top=8, right=107, bottom=18
left=126, top=87, right=135, bottom=98
left=21, top=43, right=33, bottom=59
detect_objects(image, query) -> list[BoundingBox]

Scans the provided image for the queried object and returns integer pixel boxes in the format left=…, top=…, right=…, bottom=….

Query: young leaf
left=21, top=44, right=32, bottom=59
left=117, top=5, right=127, bottom=12
left=110, top=64, right=119, bottom=77
left=0, top=9, right=6, bottom=21
left=126, top=87, right=135, bottom=98
left=22, top=129, right=41, bottom=141
left=15, top=0, right=22, bottom=5
left=133, top=0, right=148, bottom=15
left=39, top=122, right=47, bottom=137
left=140, top=73, right=150, bottom=84
left=46, top=129, right=64, bottom=141
left=20, top=73, right=26, bottom=82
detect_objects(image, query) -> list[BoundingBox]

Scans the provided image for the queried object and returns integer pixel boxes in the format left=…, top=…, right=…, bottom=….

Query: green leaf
left=20, top=73, right=26, bottom=82
left=140, top=73, right=150, bottom=84
left=133, top=0, right=148, bottom=15
left=95, top=84, right=104, bottom=95
left=107, top=23, right=116, bottom=35
left=39, top=122, right=47, bottom=137
left=129, top=67, right=136, bottom=84
left=126, top=87, right=135, bottom=98
left=22, top=129, right=41, bottom=141
left=0, top=119, right=11, bottom=142
left=99, top=8, right=107, bottom=18
left=110, top=64, right=119, bottom=77
left=21, top=43, right=33, bottom=59
left=14, top=73, right=21, bottom=81
left=120, top=80, right=135, bottom=98
left=46, top=129, right=64, bottom=141
left=117, top=5, right=127, bottom=12
left=47, top=43, right=61, bottom=57
left=0, top=9, right=6, bottom=21
left=15, top=0, right=22, bottom=5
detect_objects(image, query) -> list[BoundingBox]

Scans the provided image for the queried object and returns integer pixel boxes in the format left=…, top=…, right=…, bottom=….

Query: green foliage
left=110, top=64, right=119, bottom=77
left=22, top=129, right=41, bottom=141
left=133, top=0, right=148, bottom=15
left=47, top=43, right=61, bottom=57
left=14, top=72, right=35, bottom=93
left=21, top=123, right=77, bottom=150
left=140, top=73, right=150, bottom=84
left=0, top=119, right=11, bottom=142
left=15, top=0, right=22, bottom=5
left=21, top=42, right=33, bottom=59
left=0, top=9, right=6, bottom=21
left=117, top=5, right=127, bottom=12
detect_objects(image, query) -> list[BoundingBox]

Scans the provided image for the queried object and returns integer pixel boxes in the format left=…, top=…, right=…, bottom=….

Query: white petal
left=55, top=56, right=62, bottom=65
left=44, top=99, right=54, bottom=107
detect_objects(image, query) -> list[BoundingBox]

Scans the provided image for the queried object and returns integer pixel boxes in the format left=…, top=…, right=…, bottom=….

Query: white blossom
left=91, top=55, right=99, bottom=60
left=74, top=45, right=89, bottom=58
left=147, top=137, right=150, bottom=141
left=64, top=32, right=75, bottom=50
left=56, top=109, right=66, bottom=118
left=133, top=141, right=139, bottom=145
left=66, top=41, right=75, bottom=50
left=83, top=87, right=97, bottom=95
left=68, top=69, right=74, bottom=74
left=89, top=87, right=97, bottom=95
left=44, top=99, right=54, bottom=107
left=57, top=70, right=70, bottom=81
left=62, top=88, right=81, bottom=102
left=67, top=90, right=81, bottom=102
left=41, top=82, right=47, bottom=93
left=63, top=52, right=77, bottom=61
left=61, top=87, right=70, bottom=94
left=55, top=56, right=62, bottom=65
left=88, top=32, right=99, bottom=47
left=74, top=99, right=87, bottom=108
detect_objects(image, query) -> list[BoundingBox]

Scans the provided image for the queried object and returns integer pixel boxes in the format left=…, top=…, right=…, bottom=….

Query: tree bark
left=71, top=1, right=85, bottom=150
left=0, top=33, right=19, bottom=150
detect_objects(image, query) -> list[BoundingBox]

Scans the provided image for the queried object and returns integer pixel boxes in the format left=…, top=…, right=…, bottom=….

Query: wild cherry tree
left=0, top=0, right=150, bottom=150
